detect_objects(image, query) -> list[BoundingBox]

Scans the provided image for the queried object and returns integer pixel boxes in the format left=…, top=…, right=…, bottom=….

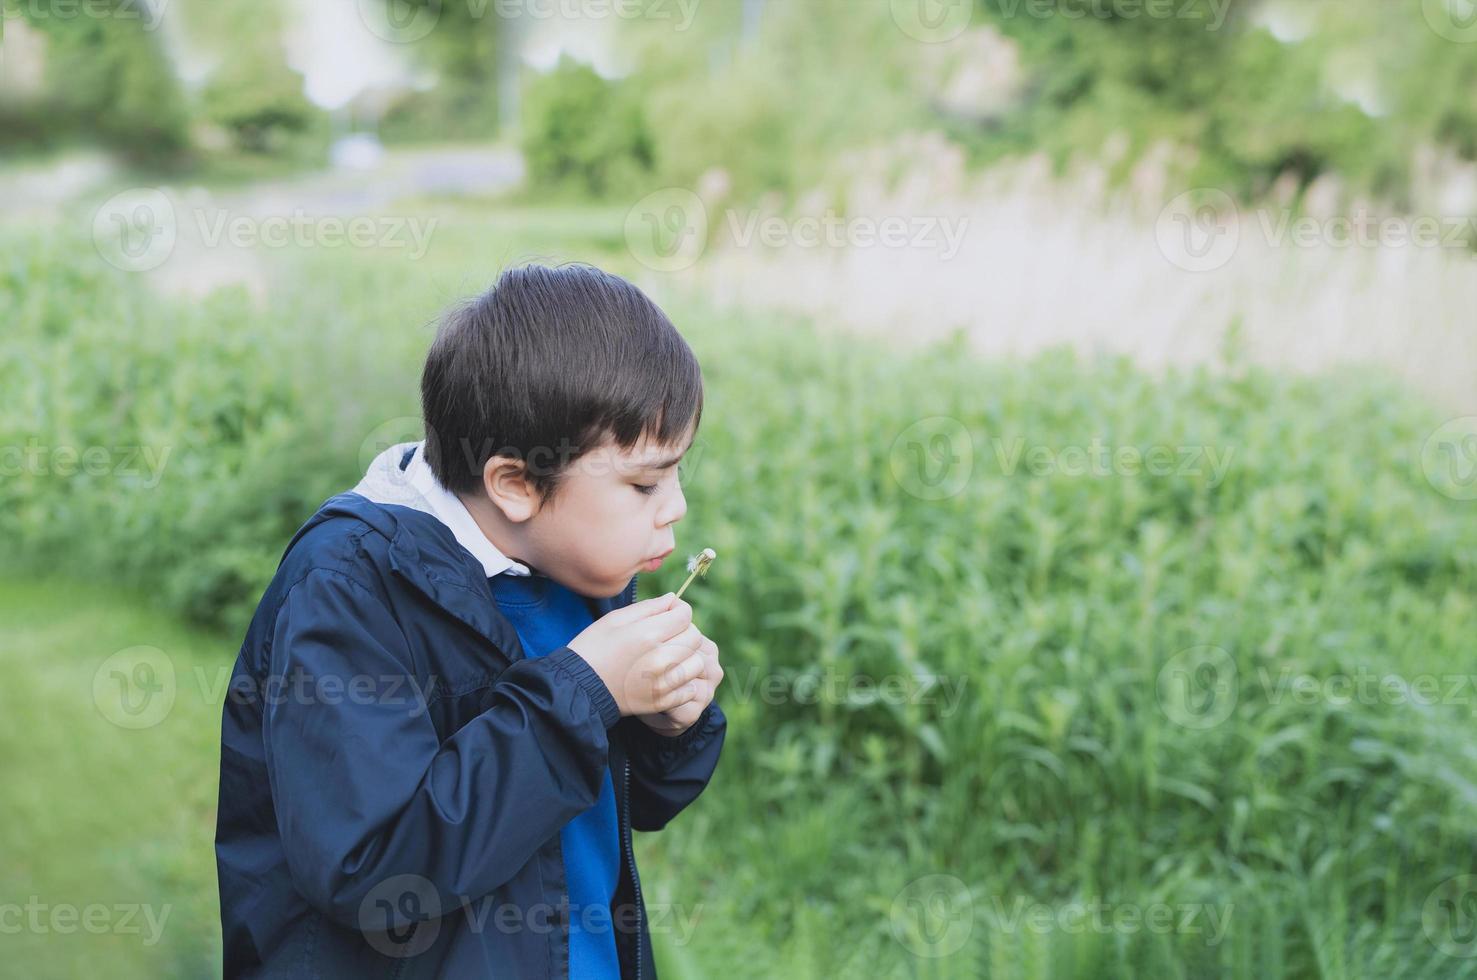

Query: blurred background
left=3, top=1, right=1477, bottom=976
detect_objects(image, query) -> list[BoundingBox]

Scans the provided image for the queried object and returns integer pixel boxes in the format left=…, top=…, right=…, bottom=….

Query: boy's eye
left=634, top=483, right=659, bottom=496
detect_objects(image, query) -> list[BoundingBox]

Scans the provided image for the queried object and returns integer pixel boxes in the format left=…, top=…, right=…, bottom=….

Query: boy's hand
left=567, top=593, right=707, bottom=717
left=636, top=631, right=721, bottom=737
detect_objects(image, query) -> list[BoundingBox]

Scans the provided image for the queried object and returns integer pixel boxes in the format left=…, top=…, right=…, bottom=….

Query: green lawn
left=0, top=578, right=223, bottom=978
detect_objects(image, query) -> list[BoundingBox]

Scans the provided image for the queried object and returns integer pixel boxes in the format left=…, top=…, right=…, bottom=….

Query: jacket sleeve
left=261, top=567, right=621, bottom=929
left=617, top=700, right=727, bottom=832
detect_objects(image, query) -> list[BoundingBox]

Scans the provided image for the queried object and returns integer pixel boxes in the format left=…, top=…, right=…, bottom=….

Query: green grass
left=0, top=578, right=223, bottom=979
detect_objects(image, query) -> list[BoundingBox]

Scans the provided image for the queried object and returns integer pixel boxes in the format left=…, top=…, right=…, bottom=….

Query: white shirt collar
left=405, top=444, right=532, bottom=579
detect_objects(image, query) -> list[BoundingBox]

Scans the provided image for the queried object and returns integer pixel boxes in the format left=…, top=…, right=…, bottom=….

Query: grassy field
left=0, top=579, right=222, bottom=979
left=5, top=196, right=1477, bottom=978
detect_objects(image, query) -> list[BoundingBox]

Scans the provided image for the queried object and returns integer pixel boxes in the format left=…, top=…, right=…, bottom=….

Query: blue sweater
left=488, top=572, right=621, bottom=979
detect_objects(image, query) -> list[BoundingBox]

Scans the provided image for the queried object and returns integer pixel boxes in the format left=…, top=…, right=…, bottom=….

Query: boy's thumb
left=630, top=592, right=675, bottom=616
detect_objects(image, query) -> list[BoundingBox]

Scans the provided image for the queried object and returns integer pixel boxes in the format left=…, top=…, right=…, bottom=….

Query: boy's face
left=503, top=428, right=694, bottom=598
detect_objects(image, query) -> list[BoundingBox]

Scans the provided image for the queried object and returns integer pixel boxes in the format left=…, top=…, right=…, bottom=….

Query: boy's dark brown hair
left=420, top=263, right=703, bottom=502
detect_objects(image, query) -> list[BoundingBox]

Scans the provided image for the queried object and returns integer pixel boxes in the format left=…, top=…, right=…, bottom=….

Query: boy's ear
left=480, top=455, right=540, bottom=523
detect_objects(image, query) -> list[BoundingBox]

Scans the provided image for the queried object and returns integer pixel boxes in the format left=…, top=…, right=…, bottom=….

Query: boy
left=215, top=264, right=727, bottom=978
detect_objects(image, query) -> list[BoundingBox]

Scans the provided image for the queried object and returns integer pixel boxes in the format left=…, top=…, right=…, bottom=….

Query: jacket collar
left=399, top=443, right=534, bottom=580
left=283, top=488, right=636, bottom=657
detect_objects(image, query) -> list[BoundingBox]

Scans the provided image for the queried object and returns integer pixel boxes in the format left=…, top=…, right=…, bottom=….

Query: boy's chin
left=553, top=568, right=632, bottom=600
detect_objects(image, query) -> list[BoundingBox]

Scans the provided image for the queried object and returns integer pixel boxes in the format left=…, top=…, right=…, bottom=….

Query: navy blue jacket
left=215, top=486, right=726, bottom=978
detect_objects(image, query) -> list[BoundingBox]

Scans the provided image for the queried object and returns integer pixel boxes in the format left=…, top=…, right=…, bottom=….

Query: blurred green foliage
left=8, top=0, right=1475, bottom=213
left=521, top=56, right=654, bottom=197
left=197, top=60, right=323, bottom=158
left=181, top=0, right=324, bottom=159
left=966, top=0, right=1464, bottom=202
left=618, top=0, right=923, bottom=200
left=572, top=0, right=1477, bottom=207
left=375, top=0, right=506, bottom=142
left=2, top=5, right=190, bottom=163
left=2, top=0, right=326, bottom=167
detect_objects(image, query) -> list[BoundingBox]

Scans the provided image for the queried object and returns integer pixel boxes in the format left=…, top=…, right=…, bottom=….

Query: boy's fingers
left=657, top=679, right=703, bottom=712
left=601, top=595, right=677, bottom=638
left=609, top=593, right=677, bottom=623
left=662, top=651, right=706, bottom=692
left=643, top=603, right=693, bottom=643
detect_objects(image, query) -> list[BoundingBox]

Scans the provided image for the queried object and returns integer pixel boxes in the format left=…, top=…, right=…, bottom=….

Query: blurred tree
left=971, top=0, right=1472, bottom=201
left=625, top=0, right=920, bottom=199
left=376, top=0, right=506, bottom=142
left=521, top=56, right=654, bottom=196
left=198, top=60, right=322, bottom=156
left=175, top=0, right=325, bottom=159
left=4, top=6, right=191, bottom=164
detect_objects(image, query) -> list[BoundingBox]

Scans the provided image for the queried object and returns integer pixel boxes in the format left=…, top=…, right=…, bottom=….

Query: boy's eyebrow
left=636, top=439, right=695, bottom=470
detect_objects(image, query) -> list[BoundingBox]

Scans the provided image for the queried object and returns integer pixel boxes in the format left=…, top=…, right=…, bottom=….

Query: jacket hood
left=350, top=440, right=434, bottom=514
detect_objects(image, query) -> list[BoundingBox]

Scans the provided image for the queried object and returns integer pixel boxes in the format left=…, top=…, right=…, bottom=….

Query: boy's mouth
left=642, top=548, right=674, bottom=571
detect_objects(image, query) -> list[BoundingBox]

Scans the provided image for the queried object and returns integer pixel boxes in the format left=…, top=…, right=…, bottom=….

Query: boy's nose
left=660, top=484, right=687, bottom=526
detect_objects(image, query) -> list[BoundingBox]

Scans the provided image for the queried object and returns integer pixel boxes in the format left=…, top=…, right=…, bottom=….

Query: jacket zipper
left=623, top=754, right=643, bottom=980
left=623, top=574, right=642, bottom=980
